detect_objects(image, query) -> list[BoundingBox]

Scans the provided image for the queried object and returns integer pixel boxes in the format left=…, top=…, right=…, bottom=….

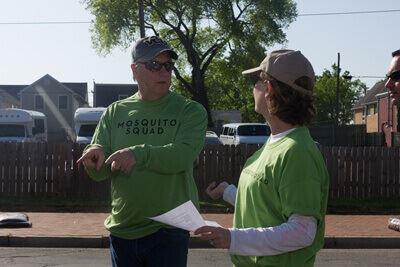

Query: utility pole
left=333, top=53, right=341, bottom=145
left=336, top=53, right=341, bottom=126
left=138, top=0, right=145, bottom=37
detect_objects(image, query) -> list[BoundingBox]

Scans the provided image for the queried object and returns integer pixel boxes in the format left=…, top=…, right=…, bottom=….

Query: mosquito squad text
left=117, top=118, right=177, bottom=135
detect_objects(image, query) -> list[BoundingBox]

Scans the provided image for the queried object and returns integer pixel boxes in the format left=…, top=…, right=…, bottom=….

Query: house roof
left=0, top=88, right=21, bottom=107
left=0, top=85, right=28, bottom=100
left=20, top=74, right=88, bottom=105
left=93, top=83, right=138, bottom=107
left=94, top=83, right=138, bottom=92
left=61, top=83, right=87, bottom=100
left=0, top=75, right=88, bottom=104
left=353, top=80, right=388, bottom=109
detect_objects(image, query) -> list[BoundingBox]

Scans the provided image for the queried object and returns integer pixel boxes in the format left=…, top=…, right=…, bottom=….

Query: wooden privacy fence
left=0, top=143, right=399, bottom=201
left=308, top=124, right=385, bottom=146
left=195, top=145, right=400, bottom=200
left=0, top=142, right=109, bottom=199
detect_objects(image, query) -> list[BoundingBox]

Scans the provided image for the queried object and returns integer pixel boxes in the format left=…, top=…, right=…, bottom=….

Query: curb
left=324, top=237, right=400, bottom=249
left=1, top=236, right=400, bottom=249
left=0, top=236, right=109, bottom=248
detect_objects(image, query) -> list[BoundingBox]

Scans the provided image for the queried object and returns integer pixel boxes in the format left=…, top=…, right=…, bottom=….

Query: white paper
left=204, top=220, right=222, bottom=227
left=149, top=200, right=221, bottom=232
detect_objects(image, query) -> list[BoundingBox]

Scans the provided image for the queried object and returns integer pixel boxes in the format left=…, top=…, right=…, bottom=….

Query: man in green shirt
left=78, top=36, right=207, bottom=267
left=196, top=50, right=329, bottom=266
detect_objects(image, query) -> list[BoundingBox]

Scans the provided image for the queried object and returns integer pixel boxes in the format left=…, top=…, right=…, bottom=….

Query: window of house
left=35, top=95, right=44, bottom=110
left=118, top=94, right=129, bottom=100
left=58, top=95, right=68, bottom=110
left=366, top=105, right=375, bottom=115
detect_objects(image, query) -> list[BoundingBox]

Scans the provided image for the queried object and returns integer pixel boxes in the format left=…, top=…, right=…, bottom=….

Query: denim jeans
left=109, top=228, right=189, bottom=267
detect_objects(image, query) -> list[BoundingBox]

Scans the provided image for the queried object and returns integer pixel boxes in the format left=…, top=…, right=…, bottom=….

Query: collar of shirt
left=268, top=128, right=297, bottom=144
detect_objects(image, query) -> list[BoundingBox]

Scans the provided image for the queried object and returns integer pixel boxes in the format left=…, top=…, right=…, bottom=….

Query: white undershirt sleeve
left=222, top=184, right=237, bottom=206
left=229, top=214, right=317, bottom=256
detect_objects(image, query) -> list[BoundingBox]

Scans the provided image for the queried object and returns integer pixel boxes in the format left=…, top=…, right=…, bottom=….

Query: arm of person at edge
left=206, top=181, right=236, bottom=206
left=199, top=181, right=317, bottom=256
left=76, top=108, right=112, bottom=181
left=128, top=102, right=207, bottom=174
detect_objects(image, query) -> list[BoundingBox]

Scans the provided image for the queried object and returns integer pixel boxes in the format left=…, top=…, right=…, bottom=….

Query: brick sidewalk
left=1, top=213, right=400, bottom=238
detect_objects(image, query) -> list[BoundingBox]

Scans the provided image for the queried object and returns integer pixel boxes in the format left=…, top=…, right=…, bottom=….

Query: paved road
left=1, top=248, right=400, bottom=266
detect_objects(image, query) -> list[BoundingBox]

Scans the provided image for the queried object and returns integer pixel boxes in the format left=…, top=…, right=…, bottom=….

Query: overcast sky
left=0, top=0, right=399, bottom=105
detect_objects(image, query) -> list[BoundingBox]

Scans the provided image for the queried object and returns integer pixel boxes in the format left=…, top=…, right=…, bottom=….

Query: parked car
left=205, top=131, right=222, bottom=145
left=219, top=123, right=270, bottom=145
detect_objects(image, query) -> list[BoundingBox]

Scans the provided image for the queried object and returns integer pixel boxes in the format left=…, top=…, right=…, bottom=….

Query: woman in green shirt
left=195, top=50, right=329, bottom=267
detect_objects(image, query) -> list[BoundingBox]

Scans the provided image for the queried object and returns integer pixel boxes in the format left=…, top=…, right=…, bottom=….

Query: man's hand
left=194, top=226, right=231, bottom=249
left=206, top=181, right=229, bottom=200
left=105, top=148, right=136, bottom=173
left=77, top=146, right=105, bottom=171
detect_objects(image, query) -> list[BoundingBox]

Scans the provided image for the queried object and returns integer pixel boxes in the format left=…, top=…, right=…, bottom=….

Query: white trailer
left=74, top=107, right=106, bottom=144
left=0, top=108, right=47, bottom=142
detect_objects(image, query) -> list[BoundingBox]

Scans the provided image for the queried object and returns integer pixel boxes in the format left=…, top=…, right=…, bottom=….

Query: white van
left=0, top=108, right=47, bottom=142
left=219, top=123, right=270, bottom=145
left=74, top=107, right=106, bottom=144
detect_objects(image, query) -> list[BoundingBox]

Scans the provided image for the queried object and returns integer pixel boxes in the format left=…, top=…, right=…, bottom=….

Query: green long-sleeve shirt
left=85, top=91, right=207, bottom=239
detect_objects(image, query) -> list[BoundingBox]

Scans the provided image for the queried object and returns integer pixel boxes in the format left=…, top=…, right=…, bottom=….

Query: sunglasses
left=248, top=75, right=262, bottom=86
left=248, top=75, right=268, bottom=86
left=387, top=70, right=400, bottom=81
left=141, top=60, right=175, bottom=72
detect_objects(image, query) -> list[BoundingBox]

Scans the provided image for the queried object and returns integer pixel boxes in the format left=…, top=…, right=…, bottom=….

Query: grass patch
left=199, top=200, right=233, bottom=213
left=0, top=196, right=233, bottom=213
left=328, top=199, right=400, bottom=214
left=2, top=196, right=399, bottom=214
left=0, top=196, right=110, bottom=212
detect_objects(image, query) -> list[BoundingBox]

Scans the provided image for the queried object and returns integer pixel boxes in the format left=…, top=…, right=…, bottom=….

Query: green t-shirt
left=85, top=91, right=207, bottom=239
left=232, top=127, right=329, bottom=267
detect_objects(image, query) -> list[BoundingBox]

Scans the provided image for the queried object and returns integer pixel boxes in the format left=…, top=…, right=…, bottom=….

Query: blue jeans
left=109, top=228, right=189, bottom=267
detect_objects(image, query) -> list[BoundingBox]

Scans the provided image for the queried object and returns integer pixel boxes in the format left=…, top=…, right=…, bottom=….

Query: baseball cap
left=242, top=49, right=315, bottom=95
left=392, top=49, right=400, bottom=57
left=131, top=36, right=178, bottom=63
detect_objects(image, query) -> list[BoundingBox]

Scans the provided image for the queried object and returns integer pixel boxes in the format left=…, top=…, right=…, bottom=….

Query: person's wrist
left=227, top=228, right=234, bottom=252
left=220, top=182, right=229, bottom=191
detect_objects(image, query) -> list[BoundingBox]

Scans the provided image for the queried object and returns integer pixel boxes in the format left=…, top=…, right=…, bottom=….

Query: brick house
left=353, top=80, right=398, bottom=146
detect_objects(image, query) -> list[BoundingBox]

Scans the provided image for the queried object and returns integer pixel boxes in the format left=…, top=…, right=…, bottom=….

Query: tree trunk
left=192, top=68, right=213, bottom=127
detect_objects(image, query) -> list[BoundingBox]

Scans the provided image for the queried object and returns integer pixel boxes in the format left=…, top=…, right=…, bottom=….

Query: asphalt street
left=1, top=248, right=400, bottom=266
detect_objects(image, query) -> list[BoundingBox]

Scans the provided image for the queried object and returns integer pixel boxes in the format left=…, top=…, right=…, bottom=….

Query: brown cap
left=242, top=49, right=315, bottom=95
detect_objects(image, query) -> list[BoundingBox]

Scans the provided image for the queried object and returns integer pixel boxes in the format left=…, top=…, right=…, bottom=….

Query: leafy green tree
left=83, top=0, right=297, bottom=126
left=314, top=65, right=366, bottom=125
left=202, top=53, right=265, bottom=123
left=173, top=48, right=265, bottom=123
